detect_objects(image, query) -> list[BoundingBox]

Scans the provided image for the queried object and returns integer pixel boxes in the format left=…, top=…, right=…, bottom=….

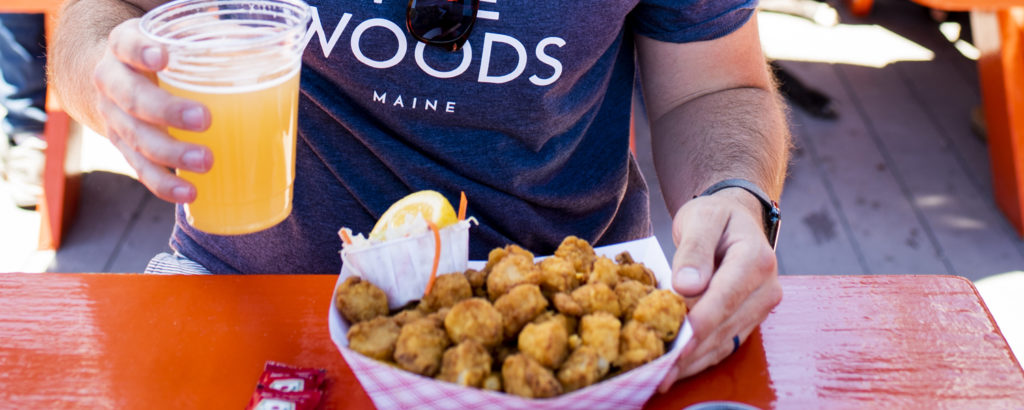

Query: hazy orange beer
left=141, top=0, right=311, bottom=235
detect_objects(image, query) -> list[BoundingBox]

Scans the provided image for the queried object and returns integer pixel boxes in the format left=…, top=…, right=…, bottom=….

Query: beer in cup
left=140, top=0, right=311, bottom=235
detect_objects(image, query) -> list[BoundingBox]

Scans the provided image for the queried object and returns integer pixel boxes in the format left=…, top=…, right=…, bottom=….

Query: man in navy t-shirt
left=53, top=0, right=790, bottom=387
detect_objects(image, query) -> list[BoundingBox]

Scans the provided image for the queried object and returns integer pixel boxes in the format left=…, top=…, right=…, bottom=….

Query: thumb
left=670, top=198, right=727, bottom=296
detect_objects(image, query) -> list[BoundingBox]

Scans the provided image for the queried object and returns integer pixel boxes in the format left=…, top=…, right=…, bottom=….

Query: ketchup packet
left=259, top=361, right=327, bottom=393
left=246, top=387, right=323, bottom=410
left=246, top=361, right=327, bottom=410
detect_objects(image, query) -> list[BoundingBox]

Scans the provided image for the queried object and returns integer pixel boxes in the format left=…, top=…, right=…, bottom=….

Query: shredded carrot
left=423, top=221, right=442, bottom=297
left=458, top=191, right=467, bottom=221
left=340, top=228, right=353, bottom=245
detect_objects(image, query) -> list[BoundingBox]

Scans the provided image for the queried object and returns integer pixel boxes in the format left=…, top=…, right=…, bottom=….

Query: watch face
left=767, top=201, right=781, bottom=250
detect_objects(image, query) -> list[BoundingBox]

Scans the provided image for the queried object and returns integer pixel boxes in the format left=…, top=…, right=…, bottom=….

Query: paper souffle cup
left=328, top=236, right=693, bottom=410
left=339, top=220, right=471, bottom=311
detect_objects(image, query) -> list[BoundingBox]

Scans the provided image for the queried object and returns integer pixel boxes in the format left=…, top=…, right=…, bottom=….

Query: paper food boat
left=328, top=236, right=693, bottom=410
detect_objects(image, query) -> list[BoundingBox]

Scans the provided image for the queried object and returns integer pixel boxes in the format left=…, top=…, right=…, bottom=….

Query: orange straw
left=423, top=221, right=442, bottom=297
left=458, top=191, right=467, bottom=221
left=340, top=228, right=353, bottom=245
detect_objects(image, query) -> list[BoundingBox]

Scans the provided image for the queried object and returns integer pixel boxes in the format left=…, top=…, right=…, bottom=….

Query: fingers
left=93, top=48, right=210, bottom=131
left=93, top=18, right=215, bottom=203
left=670, top=196, right=728, bottom=296
left=657, top=193, right=782, bottom=392
left=678, top=276, right=780, bottom=378
left=99, top=96, right=212, bottom=203
left=108, top=18, right=167, bottom=72
left=111, top=134, right=197, bottom=203
left=99, top=97, right=212, bottom=171
left=686, top=239, right=776, bottom=342
left=657, top=277, right=781, bottom=392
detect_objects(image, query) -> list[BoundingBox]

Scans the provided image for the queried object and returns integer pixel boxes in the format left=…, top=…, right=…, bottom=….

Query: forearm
left=650, top=84, right=790, bottom=215
left=50, top=0, right=145, bottom=132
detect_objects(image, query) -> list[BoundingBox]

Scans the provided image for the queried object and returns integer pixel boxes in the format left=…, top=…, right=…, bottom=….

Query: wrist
left=714, top=187, right=765, bottom=223
left=697, top=178, right=782, bottom=249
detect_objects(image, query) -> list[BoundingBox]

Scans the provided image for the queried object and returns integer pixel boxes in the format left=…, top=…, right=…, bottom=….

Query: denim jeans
left=0, top=14, right=47, bottom=136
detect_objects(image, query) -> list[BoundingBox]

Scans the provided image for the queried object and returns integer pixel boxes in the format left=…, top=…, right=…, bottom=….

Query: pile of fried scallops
left=335, top=236, right=686, bottom=399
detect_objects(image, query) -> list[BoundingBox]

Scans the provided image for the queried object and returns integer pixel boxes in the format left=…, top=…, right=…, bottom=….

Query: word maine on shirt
left=303, top=5, right=566, bottom=114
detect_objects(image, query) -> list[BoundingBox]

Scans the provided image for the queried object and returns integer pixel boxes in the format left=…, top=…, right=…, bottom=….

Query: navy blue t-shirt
left=171, top=0, right=756, bottom=273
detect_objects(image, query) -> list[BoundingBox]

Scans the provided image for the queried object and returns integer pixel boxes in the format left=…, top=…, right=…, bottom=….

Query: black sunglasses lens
left=408, top=0, right=477, bottom=44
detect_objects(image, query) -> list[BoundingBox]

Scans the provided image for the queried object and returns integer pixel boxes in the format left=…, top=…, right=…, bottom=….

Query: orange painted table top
left=0, top=274, right=1021, bottom=408
left=909, top=0, right=1024, bottom=11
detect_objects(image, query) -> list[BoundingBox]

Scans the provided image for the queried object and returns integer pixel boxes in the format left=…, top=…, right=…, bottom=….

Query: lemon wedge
left=369, top=190, right=458, bottom=241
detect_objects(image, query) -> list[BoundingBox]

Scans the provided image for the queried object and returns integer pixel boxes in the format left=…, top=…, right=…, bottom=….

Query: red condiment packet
left=259, top=361, right=327, bottom=393
left=245, top=386, right=323, bottom=410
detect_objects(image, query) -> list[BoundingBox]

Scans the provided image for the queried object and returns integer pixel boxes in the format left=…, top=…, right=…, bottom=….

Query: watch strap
left=698, top=178, right=781, bottom=250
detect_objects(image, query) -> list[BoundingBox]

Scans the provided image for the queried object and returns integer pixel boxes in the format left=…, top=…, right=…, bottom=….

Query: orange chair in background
left=2, top=0, right=80, bottom=250
left=844, top=0, right=1024, bottom=236
left=848, top=0, right=875, bottom=16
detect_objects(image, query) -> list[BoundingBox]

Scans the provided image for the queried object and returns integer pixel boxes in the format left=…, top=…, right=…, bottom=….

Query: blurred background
left=0, top=0, right=1020, bottom=361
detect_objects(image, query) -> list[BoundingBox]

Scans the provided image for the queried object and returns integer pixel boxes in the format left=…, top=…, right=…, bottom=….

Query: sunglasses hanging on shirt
left=406, top=0, right=480, bottom=51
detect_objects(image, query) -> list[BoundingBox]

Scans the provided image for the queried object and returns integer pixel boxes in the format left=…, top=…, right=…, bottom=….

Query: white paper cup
left=340, top=220, right=472, bottom=311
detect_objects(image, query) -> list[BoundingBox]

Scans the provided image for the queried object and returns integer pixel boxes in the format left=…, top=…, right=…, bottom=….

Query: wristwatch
left=698, top=178, right=782, bottom=250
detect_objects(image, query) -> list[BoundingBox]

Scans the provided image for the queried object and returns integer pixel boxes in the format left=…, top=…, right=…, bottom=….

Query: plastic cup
left=140, top=0, right=311, bottom=235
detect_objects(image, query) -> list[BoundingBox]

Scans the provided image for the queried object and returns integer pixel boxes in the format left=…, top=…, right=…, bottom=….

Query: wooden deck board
left=48, top=171, right=148, bottom=273
left=779, top=59, right=950, bottom=275
left=778, top=104, right=869, bottom=275
left=838, top=60, right=1024, bottom=279
left=106, top=194, right=175, bottom=273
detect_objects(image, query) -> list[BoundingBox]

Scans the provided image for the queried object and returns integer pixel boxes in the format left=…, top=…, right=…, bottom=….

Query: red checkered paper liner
left=328, top=236, right=693, bottom=410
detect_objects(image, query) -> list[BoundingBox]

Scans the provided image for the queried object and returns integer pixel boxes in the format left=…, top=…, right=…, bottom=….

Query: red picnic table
left=0, top=273, right=1021, bottom=408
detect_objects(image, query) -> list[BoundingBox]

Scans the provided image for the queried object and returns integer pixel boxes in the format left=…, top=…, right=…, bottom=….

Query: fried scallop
left=568, top=334, right=582, bottom=350
left=533, top=311, right=577, bottom=337
left=392, top=309, right=425, bottom=327
left=481, top=246, right=509, bottom=274
left=537, top=256, right=578, bottom=295
left=421, top=273, right=473, bottom=312
left=347, top=316, right=401, bottom=362
left=587, top=256, right=620, bottom=288
left=518, top=320, right=569, bottom=369
left=618, top=320, right=665, bottom=372
left=482, top=372, right=503, bottom=391
left=554, top=236, right=596, bottom=275
left=464, top=268, right=488, bottom=298
left=632, top=289, right=686, bottom=342
left=494, top=284, right=549, bottom=340
left=439, top=340, right=493, bottom=387
left=553, top=292, right=584, bottom=316
left=429, top=307, right=452, bottom=323
left=444, top=298, right=504, bottom=349
left=615, top=251, right=657, bottom=286
left=335, top=276, right=389, bottom=323
left=501, top=354, right=563, bottom=399
left=340, top=237, right=678, bottom=398
left=487, top=245, right=541, bottom=300
left=570, top=282, right=622, bottom=317
left=394, top=316, right=451, bottom=377
left=557, top=346, right=609, bottom=392
left=580, top=312, right=621, bottom=364
left=615, top=280, right=654, bottom=320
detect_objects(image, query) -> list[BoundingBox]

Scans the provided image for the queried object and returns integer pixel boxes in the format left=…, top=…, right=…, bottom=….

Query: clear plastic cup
left=140, top=0, right=311, bottom=235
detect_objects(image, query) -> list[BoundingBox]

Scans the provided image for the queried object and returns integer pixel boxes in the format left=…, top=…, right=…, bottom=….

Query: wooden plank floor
left=3, top=0, right=1023, bottom=281
left=643, top=0, right=1024, bottom=281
